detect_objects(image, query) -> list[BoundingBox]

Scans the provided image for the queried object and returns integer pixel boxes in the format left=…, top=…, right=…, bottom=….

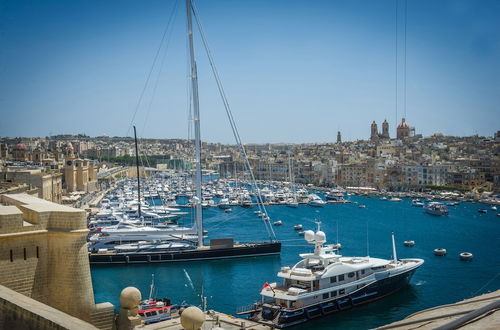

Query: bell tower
left=370, top=121, right=379, bottom=142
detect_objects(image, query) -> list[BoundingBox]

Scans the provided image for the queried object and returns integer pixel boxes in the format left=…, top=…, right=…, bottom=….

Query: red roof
left=14, top=143, right=28, bottom=150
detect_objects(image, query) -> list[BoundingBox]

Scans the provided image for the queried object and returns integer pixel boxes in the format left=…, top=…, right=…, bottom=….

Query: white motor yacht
left=246, top=227, right=423, bottom=328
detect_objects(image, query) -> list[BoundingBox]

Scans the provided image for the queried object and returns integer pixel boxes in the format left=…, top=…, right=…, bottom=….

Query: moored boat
left=424, top=202, right=449, bottom=216
left=411, top=199, right=424, bottom=207
left=242, top=227, right=423, bottom=328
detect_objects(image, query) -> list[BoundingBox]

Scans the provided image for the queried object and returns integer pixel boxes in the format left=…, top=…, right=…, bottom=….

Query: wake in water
left=415, top=280, right=427, bottom=286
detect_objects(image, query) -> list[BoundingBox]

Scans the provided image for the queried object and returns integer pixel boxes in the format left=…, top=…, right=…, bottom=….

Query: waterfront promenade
left=377, top=289, right=500, bottom=329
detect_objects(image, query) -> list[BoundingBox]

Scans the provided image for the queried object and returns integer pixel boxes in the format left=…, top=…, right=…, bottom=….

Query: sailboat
left=90, top=0, right=280, bottom=264
left=286, top=150, right=299, bottom=208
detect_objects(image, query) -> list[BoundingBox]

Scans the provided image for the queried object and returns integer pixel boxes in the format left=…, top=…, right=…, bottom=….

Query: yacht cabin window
left=338, top=274, right=345, bottom=281
left=330, top=276, right=337, bottom=283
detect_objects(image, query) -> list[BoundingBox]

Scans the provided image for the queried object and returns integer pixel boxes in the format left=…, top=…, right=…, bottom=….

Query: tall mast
left=288, top=149, right=296, bottom=202
left=133, top=125, right=142, bottom=218
left=186, top=0, right=203, bottom=247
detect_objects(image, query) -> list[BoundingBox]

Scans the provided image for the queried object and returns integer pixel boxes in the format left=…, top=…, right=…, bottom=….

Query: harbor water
left=91, top=195, right=500, bottom=329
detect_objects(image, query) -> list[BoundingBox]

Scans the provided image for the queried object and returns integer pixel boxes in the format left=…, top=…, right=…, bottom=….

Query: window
left=10, top=250, right=13, bottom=262
left=23, top=248, right=26, bottom=260
left=338, top=274, right=345, bottom=281
left=361, top=269, right=365, bottom=275
left=348, top=272, right=355, bottom=278
left=323, top=293, right=329, bottom=299
left=330, top=276, right=337, bottom=283
left=339, top=289, right=345, bottom=295
left=331, top=290, right=337, bottom=297
left=36, top=246, right=39, bottom=258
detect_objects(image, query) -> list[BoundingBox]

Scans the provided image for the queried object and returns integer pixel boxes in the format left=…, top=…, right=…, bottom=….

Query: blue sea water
left=91, top=196, right=500, bottom=329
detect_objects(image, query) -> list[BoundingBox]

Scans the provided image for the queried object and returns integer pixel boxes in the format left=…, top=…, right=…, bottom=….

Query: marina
left=91, top=192, right=500, bottom=329
left=1, top=0, right=499, bottom=329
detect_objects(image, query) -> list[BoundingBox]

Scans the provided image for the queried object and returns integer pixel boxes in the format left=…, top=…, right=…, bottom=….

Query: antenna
left=148, top=274, right=155, bottom=301
left=336, top=218, right=339, bottom=245
left=391, top=232, right=398, bottom=264
left=133, top=126, right=142, bottom=218
left=366, top=220, right=370, bottom=257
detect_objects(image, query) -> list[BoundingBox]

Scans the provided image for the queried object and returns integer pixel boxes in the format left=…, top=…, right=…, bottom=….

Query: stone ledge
left=0, top=284, right=98, bottom=330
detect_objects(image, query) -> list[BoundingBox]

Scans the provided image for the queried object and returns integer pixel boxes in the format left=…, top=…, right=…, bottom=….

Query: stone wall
left=0, top=284, right=98, bottom=330
left=0, top=194, right=115, bottom=329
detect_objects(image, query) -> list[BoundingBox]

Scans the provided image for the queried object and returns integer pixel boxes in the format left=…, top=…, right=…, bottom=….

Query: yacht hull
left=89, top=242, right=281, bottom=264
left=250, top=267, right=417, bottom=328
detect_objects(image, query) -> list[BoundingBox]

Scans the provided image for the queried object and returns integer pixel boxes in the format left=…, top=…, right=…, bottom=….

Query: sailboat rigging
left=89, top=0, right=280, bottom=264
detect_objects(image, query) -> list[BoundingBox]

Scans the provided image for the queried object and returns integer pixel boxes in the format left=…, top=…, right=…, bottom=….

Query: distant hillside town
left=1, top=119, right=499, bottom=205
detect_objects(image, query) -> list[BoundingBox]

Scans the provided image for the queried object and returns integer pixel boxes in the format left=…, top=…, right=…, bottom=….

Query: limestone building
left=370, top=121, right=379, bottom=142
left=397, top=118, right=411, bottom=140
left=1, top=168, right=63, bottom=203
left=371, top=120, right=390, bottom=142
left=0, top=193, right=114, bottom=329
left=381, top=119, right=390, bottom=139
left=63, top=144, right=98, bottom=193
left=12, top=143, right=30, bottom=162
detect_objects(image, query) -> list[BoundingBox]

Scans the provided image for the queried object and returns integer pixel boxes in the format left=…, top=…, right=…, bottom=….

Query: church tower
left=381, top=119, right=390, bottom=139
left=370, top=121, right=379, bottom=142
left=64, top=143, right=77, bottom=192
left=337, top=131, right=342, bottom=143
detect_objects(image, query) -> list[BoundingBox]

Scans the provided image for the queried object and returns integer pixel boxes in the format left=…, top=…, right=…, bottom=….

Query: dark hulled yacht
left=243, top=226, right=423, bottom=328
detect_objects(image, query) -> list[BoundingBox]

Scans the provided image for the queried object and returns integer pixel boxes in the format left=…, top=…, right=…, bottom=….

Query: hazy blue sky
left=0, top=0, right=499, bottom=143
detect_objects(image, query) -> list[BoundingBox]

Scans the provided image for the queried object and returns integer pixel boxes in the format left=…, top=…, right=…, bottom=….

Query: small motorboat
left=273, top=220, right=283, bottom=226
left=138, top=275, right=173, bottom=324
left=424, top=202, right=449, bottom=216
left=293, top=224, right=303, bottom=231
left=404, top=240, right=415, bottom=247
left=224, top=208, right=232, bottom=213
left=359, top=205, right=366, bottom=209
left=478, top=209, right=487, bottom=214
left=491, top=206, right=497, bottom=211
left=411, top=199, right=424, bottom=207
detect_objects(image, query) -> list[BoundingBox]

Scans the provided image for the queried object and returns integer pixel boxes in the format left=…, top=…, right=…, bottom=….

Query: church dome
left=398, top=118, right=409, bottom=128
left=14, top=143, right=28, bottom=150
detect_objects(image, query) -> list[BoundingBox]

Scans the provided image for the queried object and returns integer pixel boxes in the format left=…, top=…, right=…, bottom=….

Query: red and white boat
left=137, top=275, right=173, bottom=324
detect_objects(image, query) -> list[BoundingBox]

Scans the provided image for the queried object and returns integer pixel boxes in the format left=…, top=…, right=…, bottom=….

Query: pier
left=377, top=290, right=500, bottom=329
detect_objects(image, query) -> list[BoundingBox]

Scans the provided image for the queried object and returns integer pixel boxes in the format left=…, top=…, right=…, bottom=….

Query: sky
left=0, top=0, right=499, bottom=143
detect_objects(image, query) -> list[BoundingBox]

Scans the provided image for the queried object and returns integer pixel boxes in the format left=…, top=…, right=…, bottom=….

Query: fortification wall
left=0, top=194, right=115, bottom=329
left=0, top=284, right=98, bottom=330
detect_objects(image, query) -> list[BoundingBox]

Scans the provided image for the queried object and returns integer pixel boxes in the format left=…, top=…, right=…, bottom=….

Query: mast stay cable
left=191, top=1, right=277, bottom=241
